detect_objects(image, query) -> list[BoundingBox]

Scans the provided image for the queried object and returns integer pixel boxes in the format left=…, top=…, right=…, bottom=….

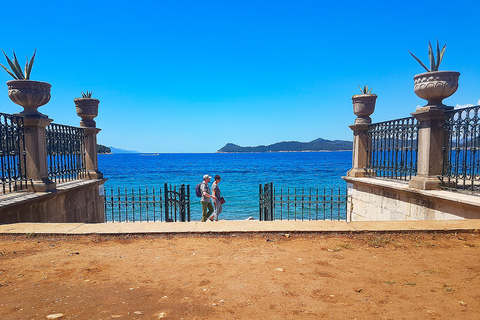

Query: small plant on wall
left=358, top=85, right=373, bottom=95
left=0, top=49, right=36, bottom=80
left=408, top=40, right=446, bottom=72
left=81, top=91, right=93, bottom=98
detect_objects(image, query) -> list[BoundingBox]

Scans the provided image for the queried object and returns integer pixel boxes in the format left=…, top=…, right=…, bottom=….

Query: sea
left=98, top=151, right=352, bottom=221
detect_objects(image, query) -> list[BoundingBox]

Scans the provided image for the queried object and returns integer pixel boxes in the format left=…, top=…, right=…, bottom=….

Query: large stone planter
left=7, top=80, right=51, bottom=117
left=74, top=98, right=99, bottom=127
left=352, top=94, right=377, bottom=124
left=413, top=71, right=460, bottom=108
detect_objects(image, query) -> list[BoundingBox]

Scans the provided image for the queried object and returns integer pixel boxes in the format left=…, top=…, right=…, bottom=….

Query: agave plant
left=409, top=40, right=446, bottom=72
left=0, top=49, right=36, bottom=80
left=358, top=85, right=372, bottom=94
left=81, top=91, right=93, bottom=98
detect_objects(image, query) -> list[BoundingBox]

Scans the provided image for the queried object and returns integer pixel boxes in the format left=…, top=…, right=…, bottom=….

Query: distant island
left=97, top=144, right=111, bottom=154
left=109, top=146, right=139, bottom=154
left=217, top=138, right=353, bottom=153
left=97, top=145, right=138, bottom=154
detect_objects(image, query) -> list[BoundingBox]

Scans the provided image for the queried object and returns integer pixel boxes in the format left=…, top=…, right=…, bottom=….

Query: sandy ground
left=0, top=231, right=479, bottom=320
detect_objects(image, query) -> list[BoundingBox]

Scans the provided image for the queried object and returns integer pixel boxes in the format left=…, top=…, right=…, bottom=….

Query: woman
left=209, top=175, right=223, bottom=221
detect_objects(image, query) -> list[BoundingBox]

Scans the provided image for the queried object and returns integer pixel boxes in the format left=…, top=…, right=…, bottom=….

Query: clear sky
left=1, top=0, right=479, bottom=153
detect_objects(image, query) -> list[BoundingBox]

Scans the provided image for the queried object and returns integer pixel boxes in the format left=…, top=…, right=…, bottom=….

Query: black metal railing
left=259, top=183, right=347, bottom=221
left=441, top=105, right=480, bottom=192
left=104, top=184, right=190, bottom=222
left=367, top=116, right=419, bottom=180
left=46, top=123, right=86, bottom=183
left=0, top=112, right=27, bottom=193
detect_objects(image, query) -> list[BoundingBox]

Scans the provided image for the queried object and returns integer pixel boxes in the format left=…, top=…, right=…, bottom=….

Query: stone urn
left=413, top=71, right=460, bottom=108
left=7, top=80, right=51, bottom=117
left=74, top=98, right=100, bottom=127
left=352, top=94, right=377, bottom=124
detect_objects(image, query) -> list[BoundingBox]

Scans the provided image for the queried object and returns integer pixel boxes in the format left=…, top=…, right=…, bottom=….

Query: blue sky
left=1, top=0, right=479, bottom=153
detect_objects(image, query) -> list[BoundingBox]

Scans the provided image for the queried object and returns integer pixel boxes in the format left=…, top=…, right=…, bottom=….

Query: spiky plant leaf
left=2, top=49, right=24, bottom=79
left=428, top=41, right=435, bottom=72
left=408, top=50, right=430, bottom=72
left=24, top=49, right=36, bottom=80
left=12, top=51, right=25, bottom=79
left=436, top=41, right=446, bottom=71
left=0, top=63, right=17, bottom=79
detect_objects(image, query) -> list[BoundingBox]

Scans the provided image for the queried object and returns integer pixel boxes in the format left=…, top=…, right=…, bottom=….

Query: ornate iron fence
left=367, top=116, right=419, bottom=180
left=0, top=112, right=27, bottom=193
left=104, top=183, right=190, bottom=222
left=441, top=105, right=480, bottom=192
left=259, top=183, right=347, bottom=221
left=46, top=123, right=86, bottom=183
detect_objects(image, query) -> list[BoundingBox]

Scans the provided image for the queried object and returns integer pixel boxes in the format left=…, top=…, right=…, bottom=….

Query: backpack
left=195, top=182, right=203, bottom=197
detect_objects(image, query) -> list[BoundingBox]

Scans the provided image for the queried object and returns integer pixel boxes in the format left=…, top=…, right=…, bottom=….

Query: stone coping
left=343, top=176, right=480, bottom=208
left=0, top=219, right=479, bottom=235
left=0, top=179, right=106, bottom=208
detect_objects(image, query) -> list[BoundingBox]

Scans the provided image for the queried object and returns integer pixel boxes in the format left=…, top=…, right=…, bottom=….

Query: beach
left=1, top=231, right=479, bottom=319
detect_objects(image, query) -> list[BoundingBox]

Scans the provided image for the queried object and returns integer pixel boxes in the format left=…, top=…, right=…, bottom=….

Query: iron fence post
left=187, top=184, right=191, bottom=222
left=269, top=182, right=274, bottom=221
left=164, top=183, right=170, bottom=222
left=180, top=184, right=186, bottom=222
left=259, top=184, right=262, bottom=221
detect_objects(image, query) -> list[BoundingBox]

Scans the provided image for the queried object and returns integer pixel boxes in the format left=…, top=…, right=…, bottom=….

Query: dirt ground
left=0, top=231, right=479, bottom=320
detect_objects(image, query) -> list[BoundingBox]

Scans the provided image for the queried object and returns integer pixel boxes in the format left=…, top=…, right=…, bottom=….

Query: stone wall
left=344, top=177, right=480, bottom=221
left=0, top=179, right=106, bottom=224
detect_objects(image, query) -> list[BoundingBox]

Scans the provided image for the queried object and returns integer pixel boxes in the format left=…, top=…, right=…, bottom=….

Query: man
left=200, top=174, right=216, bottom=222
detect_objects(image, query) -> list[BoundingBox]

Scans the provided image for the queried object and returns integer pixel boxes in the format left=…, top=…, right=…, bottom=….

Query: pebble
left=134, top=311, right=144, bottom=315
left=46, top=314, right=64, bottom=319
left=157, top=312, right=167, bottom=318
left=275, top=268, right=285, bottom=272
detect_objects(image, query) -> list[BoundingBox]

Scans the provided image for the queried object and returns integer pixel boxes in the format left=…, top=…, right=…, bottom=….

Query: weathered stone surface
left=344, top=177, right=480, bottom=221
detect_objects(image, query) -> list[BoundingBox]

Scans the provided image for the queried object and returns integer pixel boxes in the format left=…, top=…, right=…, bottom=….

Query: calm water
left=98, top=152, right=352, bottom=220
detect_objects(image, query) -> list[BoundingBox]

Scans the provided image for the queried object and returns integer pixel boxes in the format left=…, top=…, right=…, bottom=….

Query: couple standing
left=200, top=174, right=224, bottom=222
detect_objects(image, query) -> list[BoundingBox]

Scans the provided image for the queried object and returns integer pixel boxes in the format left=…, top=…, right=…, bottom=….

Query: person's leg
left=211, top=201, right=220, bottom=221
left=209, top=202, right=217, bottom=221
left=214, top=202, right=223, bottom=221
left=201, top=201, right=209, bottom=222
left=207, top=202, right=214, bottom=219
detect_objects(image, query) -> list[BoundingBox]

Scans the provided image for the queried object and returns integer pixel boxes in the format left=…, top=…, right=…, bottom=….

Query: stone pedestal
left=76, top=98, right=103, bottom=179
left=408, top=106, right=452, bottom=190
left=347, top=123, right=372, bottom=177
left=21, top=117, right=56, bottom=192
left=83, top=127, right=103, bottom=179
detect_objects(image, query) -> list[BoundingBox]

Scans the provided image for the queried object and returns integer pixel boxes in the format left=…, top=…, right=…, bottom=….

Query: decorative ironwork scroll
left=0, top=112, right=27, bottom=193
left=46, top=123, right=86, bottom=182
left=442, top=105, right=480, bottom=192
left=367, top=116, right=419, bottom=180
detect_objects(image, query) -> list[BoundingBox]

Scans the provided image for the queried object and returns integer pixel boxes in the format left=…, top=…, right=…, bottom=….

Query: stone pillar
left=22, top=117, right=56, bottom=192
left=408, top=106, right=451, bottom=190
left=75, top=98, right=103, bottom=179
left=347, top=94, right=376, bottom=177
left=347, top=123, right=371, bottom=177
left=83, top=126, right=103, bottom=179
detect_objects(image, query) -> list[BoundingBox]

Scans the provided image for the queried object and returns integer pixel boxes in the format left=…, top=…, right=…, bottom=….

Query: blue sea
left=98, top=152, right=352, bottom=221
